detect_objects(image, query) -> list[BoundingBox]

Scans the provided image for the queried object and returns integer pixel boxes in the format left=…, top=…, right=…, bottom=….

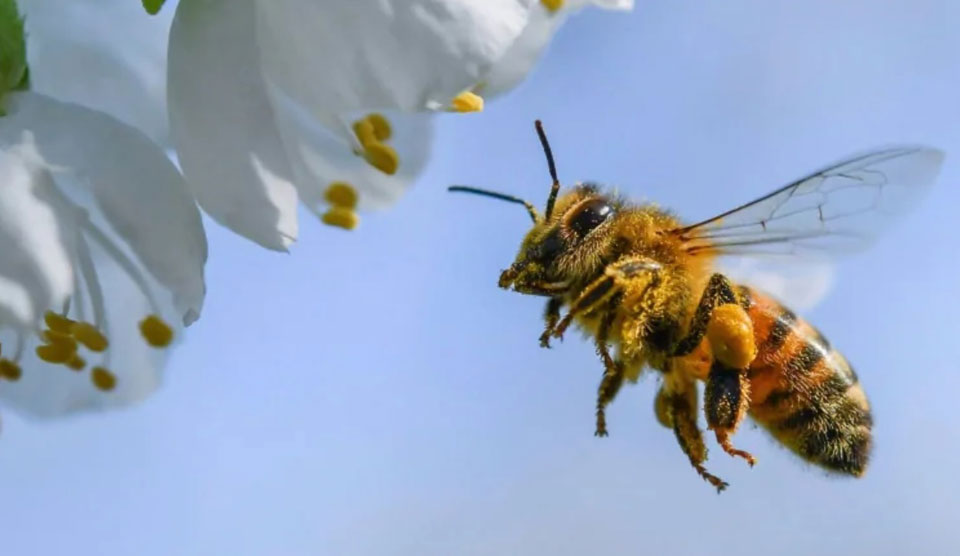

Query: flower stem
left=0, top=0, right=28, bottom=110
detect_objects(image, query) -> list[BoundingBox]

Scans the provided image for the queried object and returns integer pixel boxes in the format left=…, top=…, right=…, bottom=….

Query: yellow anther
left=541, top=0, right=564, bottom=12
left=140, top=314, right=174, bottom=348
left=71, top=322, right=109, bottom=352
left=43, top=329, right=75, bottom=346
left=91, top=367, right=117, bottom=392
left=362, top=142, right=399, bottom=175
left=451, top=91, right=484, bottom=113
left=324, top=182, right=359, bottom=210
left=67, top=355, right=86, bottom=371
left=321, top=207, right=360, bottom=230
left=44, top=311, right=76, bottom=334
left=0, top=359, right=21, bottom=381
left=352, top=118, right=377, bottom=147
left=36, top=342, right=76, bottom=365
left=366, top=113, right=392, bottom=141
left=707, top=304, right=757, bottom=369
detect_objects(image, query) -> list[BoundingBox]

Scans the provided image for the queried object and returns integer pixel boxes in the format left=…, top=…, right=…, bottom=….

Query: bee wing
left=719, top=258, right=835, bottom=311
left=674, top=146, right=945, bottom=259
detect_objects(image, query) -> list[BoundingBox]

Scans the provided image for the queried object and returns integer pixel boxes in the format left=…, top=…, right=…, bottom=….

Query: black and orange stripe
left=738, top=285, right=872, bottom=476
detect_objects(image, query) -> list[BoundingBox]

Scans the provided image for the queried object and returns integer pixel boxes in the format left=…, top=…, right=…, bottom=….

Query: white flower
left=0, top=91, right=206, bottom=418
left=20, top=0, right=172, bottom=143
left=169, top=0, right=632, bottom=250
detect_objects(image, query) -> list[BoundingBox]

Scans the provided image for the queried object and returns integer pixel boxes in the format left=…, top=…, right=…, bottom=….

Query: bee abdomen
left=738, top=286, right=873, bottom=476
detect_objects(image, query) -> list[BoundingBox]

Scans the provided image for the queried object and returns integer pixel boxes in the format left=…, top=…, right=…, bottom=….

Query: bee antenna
left=448, top=185, right=541, bottom=223
left=535, top=120, right=561, bottom=220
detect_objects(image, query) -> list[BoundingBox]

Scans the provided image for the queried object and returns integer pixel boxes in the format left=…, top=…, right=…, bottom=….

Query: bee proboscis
left=450, top=121, right=944, bottom=492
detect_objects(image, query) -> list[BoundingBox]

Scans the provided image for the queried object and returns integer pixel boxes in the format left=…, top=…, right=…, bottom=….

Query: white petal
left=169, top=0, right=299, bottom=251
left=22, top=0, right=171, bottom=143
left=255, top=0, right=536, bottom=135
left=481, top=0, right=633, bottom=97
left=575, top=0, right=634, bottom=9
left=0, top=234, right=177, bottom=417
left=0, top=92, right=206, bottom=324
left=0, top=150, right=74, bottom=329
left=267, top=85, right=434, bottom=211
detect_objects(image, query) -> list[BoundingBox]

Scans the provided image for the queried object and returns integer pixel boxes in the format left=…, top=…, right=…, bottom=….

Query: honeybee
left=450, top=121, right=944, bottom=492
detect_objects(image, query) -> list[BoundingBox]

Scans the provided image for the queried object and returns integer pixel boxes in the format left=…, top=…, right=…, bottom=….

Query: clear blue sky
left=2, top=1, right=959, bottom=554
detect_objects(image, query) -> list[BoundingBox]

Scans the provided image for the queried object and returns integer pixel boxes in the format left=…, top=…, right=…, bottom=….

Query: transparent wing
left=674, top=146, right=945, bottom=259
left=719, top=258, right=835, bottom=312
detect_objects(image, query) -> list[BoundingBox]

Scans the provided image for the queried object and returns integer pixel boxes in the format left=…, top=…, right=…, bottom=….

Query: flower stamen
left=91, top=367, right=117, bottom=391
left=36, top=340, right=77, bottom=365
left=324, top=182, right=359, bottom=210
left=541, top=0, right=564, bottom=12
left=321, top=206, right=360, bottom=230
left=66, top=355, right=86, bottom=371
left=139, top=315, right=174, bottom=348
left=353, top=114, right=400, bottom=175
left=362, top=142, right=399, bottom=175
left=44, top=311, right=75, bottom=334
left=71, top=321, right=109, bottom=352
left=366, top=113, right=392, bottom=141
left=451, top=91, right=484, bottom=113
left=0, top=359, right=21, bottom=381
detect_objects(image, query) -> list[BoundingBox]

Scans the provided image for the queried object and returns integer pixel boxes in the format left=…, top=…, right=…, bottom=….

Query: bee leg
left=705, top=362, right=756, bottom=467
left=553, top=257, right=661, bottom=341
left=702, top=295, right=758, bottom=466
left=594, top=305, right=624, bottom=437
left=539, top=297, right=563, bottom=348
left=672, top=273, right=740, bottom=357
left=553, top=274, right=617, bottom=342
left=667, top=378, right=729, bottom=493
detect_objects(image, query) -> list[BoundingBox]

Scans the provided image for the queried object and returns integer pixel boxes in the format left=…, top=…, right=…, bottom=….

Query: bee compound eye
left=569, top=199, right=614, bottom=238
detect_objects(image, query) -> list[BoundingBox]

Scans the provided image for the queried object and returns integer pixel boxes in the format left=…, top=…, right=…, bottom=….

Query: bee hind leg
left=705, top=362, right=756, bottom=467
left=674, top=272, right=759, bottom=467
left=666, top=380, right=729, bottom=493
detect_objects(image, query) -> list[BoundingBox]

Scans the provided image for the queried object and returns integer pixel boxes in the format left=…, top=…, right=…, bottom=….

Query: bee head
left=449, top=121, right=621, bottom=296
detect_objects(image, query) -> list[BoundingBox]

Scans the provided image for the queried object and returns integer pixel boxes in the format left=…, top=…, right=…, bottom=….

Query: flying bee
left=450, top=121, right=944, bottom=492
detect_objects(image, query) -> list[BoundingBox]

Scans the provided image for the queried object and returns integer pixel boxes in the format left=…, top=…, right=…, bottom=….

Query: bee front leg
left=553, top=257, right=661, bottom=342
left=594, top=304, right=624, bottom=437
left=539, top=297, right=563, bottom=348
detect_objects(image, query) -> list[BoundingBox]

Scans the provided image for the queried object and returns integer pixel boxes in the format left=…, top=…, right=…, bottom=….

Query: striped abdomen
left=738, top=285, right=872, bottom=476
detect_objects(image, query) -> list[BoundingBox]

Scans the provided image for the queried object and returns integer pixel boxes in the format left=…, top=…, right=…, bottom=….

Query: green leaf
left=142, top=0, right=166, bottom=15
left=0, top=0, right=27, bottom=97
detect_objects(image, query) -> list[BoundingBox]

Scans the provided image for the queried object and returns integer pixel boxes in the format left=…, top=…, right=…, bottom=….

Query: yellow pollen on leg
left=451, top=91, right=484, bottom=113
left=706, top=304, right=757, bottom=369
left=44, top=311, right=76, bottom=334
left=0, top=358, right=22, bottom=381
left=91, top=367, right=117, bottom=391
left=541, top=0, right=564, bottom=12
left=66, top=355, right=86, bottom=371
left=362, top=142, right=399, bottom=175
left=71, top=321, right=109, bottom=352
left=140, top=315, right=174, bottom=348
left=324, top=182, right=359, bottom=210
left=321, top=207, right=360, bottom=230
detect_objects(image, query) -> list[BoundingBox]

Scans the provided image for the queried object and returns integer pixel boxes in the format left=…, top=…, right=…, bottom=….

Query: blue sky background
left=2, top=1, right=959, bottom=554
